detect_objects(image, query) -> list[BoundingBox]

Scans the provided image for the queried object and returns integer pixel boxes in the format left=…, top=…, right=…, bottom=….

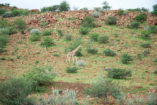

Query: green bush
left=0, top=78, right=33, bottom=105
left=29, top=34, right=41, bottom=42
left=0, top=35, right=9, bottom=53
left=0, top=19, right=8, bottom=28
left=134, top=13, right=147, bottom=23
left=87, top=48, right=98, bottom=54
left=42, top=29, right=52, bottom=36
left=140, top=43, right=151, bottom=48
left=81, top=16, right=96, bottom=28
left=105, top=16, right=117, bottom=25
left=153, top=58, right=157, bottom=62
left=0, top=27, right=17, bottom=35
left=121, top=53, right=133, bottom=64
left=143, top=50, right=150, bottom=56
left=154, top=70, right=157, bottom=74
left=85, top=78, right=122, bottom=99
left=66, top=66, right=78, bottom=73
left=98, top=35, right=109, bottom=43
left=151, top=4, right=157, bottom=15
left=79, top=27, right=90, bottom=35
left=127, top=21, right=140, bottom=29
left=118, top=9, right=124, bottom=15
left=146, top=26, right=157, bottom=34
left=2, top=11, right=12, bottom=18
left=40, top=37, right=55, bottom=49
left=57, top=29, right=64, bottom=37
left=64, top=34, right=72, bottom=41
left=14, top=18, right=27, bottom=31
left=103, top=48, right=116, bottom=56
left=59, top=1, right=70, bottom=12
left=107, top=68, right=132, bottom=79
left=41, top=5, right=59, bottom=12
left=0, top=8, right=7, bottom=16
left=23, top=66, right=56, bottom=91
left=141, top=30, right=150, bottom=39
left=11, top=9, right=29, bottom=17
left=89, top=33, right=99, bottom=41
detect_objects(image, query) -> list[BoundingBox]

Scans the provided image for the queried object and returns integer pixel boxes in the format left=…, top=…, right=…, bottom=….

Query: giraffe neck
left=72, top=46, right=81, bottom=53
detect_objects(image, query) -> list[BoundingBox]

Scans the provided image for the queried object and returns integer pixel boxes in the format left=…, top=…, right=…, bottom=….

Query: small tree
left=0, top=78, right=33, bottom=105
left=81, top=16, right=96, bottom=28
left=152, top=4, right=157, bottom=15
left=40, top=37, right=55, bottom=51
left=59, top=1, right=70, bottom=12
left=102, top=1, right=111, bottom=10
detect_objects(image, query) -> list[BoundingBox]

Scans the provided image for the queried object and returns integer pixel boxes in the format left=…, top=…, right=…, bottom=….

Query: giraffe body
left=66, top=45, right=81, bottom=63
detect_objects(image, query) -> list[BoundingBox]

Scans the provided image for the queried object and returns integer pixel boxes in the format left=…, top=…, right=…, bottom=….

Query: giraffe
left=66, top=45, right=82, bottom=63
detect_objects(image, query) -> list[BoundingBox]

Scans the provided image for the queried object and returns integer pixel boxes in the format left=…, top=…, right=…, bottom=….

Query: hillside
left=0, top=8, right=157, bottom=104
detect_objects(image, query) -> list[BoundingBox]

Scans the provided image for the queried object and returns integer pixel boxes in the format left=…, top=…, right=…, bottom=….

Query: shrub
left=87, top=48, right=98, bottom=54
left=0, top=78, right=33, bottom=105
left=153, top=58, right=157, bottom=62
left=0, top=19, right=9, bottom=28
left=103, top=48, right=116, bottom=56
left=91, top=12, right=99, bottom=18
left=140, top=43, right=151, bottom=48
left=141, top=30, right=150, bottom=39
left=14, top=18, right=26, bottom=31
left=98, top=35, right=109, bottom=43
left=75, top=60, right=86, bottom=67
left=121, top=53, right=133, bottom=64
left=0, top=8, right=7, bottom=16
left=143, top=50, right=150, bottom=56
left=59, top=1, right=70, bottom=12
left=37, top=89, right=78, bottom=105
left=65, top=34, right=72, bottom=41
left=151, top=4, right=157, bottom=15
left=29, top=34, right=41, bottom=42
left=11, top=9, right=29, bottom=17
left=107, top=68, right=132, bottom=79
left=66, top=66, right=78, bottom=73
left=154, top=70, right=157, bottom=74
left=40, top=37, right=55, bottom=50
left=0, top=28, right=10, bottom=35
left=2, top=11, right=12, bottom=18
left=89, top=33, right=99, bottom=41
left=85, top=78, right=122, bottom=99
left=41, top=5, right=59, bottom=12
left=105, top=16, right=117, bottom=25
left=81, top=16, right=96, bottom=28
left=23, top=66, right=56, bottom=90
left=134, top=13, right=147, bottom=23
left=79, top=27, right=90, bottom=35
left=30, top=28, right=40, bottom=35
left=81, top=8, right=88, bottom=13
left=127, top=21, right=140, bottom=29
left=146, top=26, right=157, bottom=34
left=42, top=29, right=52, bottom=36
left=0, top=27, right=17, bottom=35
left=118, top=9, right=124, bottom=15
left=0, top=35, right=9, bottom=53
left=57, top=29, right=64, bottom=37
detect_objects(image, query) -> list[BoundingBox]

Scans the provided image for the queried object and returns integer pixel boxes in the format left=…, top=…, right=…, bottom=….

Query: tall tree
left=102, top=1, right=111, bottom=10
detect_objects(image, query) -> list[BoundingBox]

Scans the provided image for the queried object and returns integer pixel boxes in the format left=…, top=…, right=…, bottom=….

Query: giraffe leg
left=75, top=56, right=78, bottom=62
